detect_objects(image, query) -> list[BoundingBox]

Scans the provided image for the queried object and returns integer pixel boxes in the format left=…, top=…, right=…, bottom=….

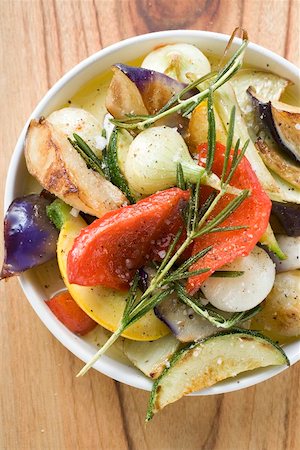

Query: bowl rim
left=4, top=29, right=300, bottom=394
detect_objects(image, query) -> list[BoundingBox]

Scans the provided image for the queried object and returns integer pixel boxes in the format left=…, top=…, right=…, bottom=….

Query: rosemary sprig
left=158, top=71, right=217, bottom=114
left=205, top=89, right=216, bottom=175
left=76, top=273, right=174, bottom=377
left=176, top=163, right=186, bottom=190
left=110, top=34, right=248, bottom=131
left=69, top=133, right=105, bottom=177
left=76, top=82, right=253, bottom=377
left=105, top=129, right=136, bottom=204
left=174, top=282, right=261, bottom=328
left=70, top=132, right=135, bottom=204
left=221, top=106, right=235, bottom=183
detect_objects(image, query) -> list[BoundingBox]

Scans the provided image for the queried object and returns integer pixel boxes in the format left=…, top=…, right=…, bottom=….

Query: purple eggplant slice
left=105, top=67, right=149, bottom=120
left=248, top=87, right=300, bottom=162
left=255, top=138, right=300, bottom=189
left=272, top=201, right=300, bottom=236
left=114, top=63, right=194, bottom=115
left=271, top=101, right=300, bottom=162
left=106, top=65, right=195, bottom=133
left=155, top=295, right=217, bottom=342
left=1, top=194, right=59, bottom=279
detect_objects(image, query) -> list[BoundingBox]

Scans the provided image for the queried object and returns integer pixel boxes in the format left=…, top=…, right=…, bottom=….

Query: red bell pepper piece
left=187, top=142, right=272, bottom=294
left=67, top=188, right=189, bottom=290
left=46, top=291, right=97, bottom=335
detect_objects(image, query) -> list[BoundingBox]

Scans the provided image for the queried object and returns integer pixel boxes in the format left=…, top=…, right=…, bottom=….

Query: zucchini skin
left=146, top=329, right=289, bottom=421
left=104, top=129, right=136, bottom=204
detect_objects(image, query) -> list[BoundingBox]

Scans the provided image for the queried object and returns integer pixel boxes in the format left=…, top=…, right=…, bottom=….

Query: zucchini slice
left=104, top=128, right=136, bottom=203
left=123, top=334, right=180, bottom=379
left=146, top=329, right=289, bottom=420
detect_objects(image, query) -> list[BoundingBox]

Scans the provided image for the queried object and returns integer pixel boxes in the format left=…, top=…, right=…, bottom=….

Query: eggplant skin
left=114, top=64, right=192, bottom=114
left=248, top=88, right=300, bottom=162
left=271, top=102, right=300, bottom=162
left=1, top=195, right=59, bottom=279
left=106, top=65, right=192, bottom=133
left=155, top=296, right=217, bottom=342
left=24, top=119, right=127, bottom=217
left=272, top=201, right=300, bottom=237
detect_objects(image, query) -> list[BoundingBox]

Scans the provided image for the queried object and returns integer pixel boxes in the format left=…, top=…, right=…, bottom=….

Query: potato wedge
left=251, top=271, right=300, bottom=338
left=25, top=119, right=127, bottom=217
left=146, top=330, right=289, bottom=420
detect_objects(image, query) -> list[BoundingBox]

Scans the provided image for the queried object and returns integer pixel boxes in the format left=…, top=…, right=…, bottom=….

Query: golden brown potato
left=251, top=270, right=300, bottom=339
left=25, top=119, right=127, bottom=217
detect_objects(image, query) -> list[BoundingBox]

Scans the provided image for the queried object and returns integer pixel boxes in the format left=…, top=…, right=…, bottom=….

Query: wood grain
left=0, top=1, right=299, bottom=449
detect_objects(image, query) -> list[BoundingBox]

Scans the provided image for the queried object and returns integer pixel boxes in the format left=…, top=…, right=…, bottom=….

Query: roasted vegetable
left=46, top=291, right=97, bottom=335
left=251, top=271, right=300, bottom=338
left=260, top=223, right=286, bottom=260
left=202, top=246, right=275, bottom=312
left=47, top=107, right=105, bottom=155
left=230, top=69, right=289, bottom=130
left=272, top=201, right=300, bottom=236
left=214, top=83, right=281, bottom=195
left=111, top=128, right=133, bottom=176
left=141, top=43, right=211, bottom=84
left=58, top=214, right=168, bottom=340
left=154, top=295, right=217, bottom=342
left=255, top=138, right=300, bottom=189
left=106, top=65, right=191, bottom=131
left=249, top=88, right=300, bottom=162
left=271, top=172, right=300, bottom=204
left=271, top=235, right=300, bottom=272
left=106, top=66, right=149, bottom=120
left=1, top=195, right=58, bottom=279
left=123, top=334, right=180, bottom=379
left=25, top=119, right=127, bottom=217
left=104, top=128, right=136, bottom=203
left=124, top=126, right=225, bottom=196
left=146, top=329, right=289, bottom=420
left=47, top=199, right=72, bottom=230
left=114, top=63, right=190, bottom=114
left=187, top=143, right=272, bottom=294
left=67, top=188, right=189, bottom=289
left=271, top=101, right=300, bottom=162
left=187, top=100, right=227, bottom=152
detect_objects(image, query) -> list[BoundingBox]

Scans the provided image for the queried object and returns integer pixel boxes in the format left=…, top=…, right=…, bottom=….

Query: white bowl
left=5, top=30, right=300, bottom=394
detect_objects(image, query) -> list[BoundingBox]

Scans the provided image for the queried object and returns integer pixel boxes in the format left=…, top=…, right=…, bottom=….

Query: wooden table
left=1, top=1, right=299, bottom=449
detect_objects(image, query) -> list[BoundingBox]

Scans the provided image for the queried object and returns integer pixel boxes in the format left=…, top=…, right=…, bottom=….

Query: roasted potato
left=25, top=119, right=127, bottom=217
left=251, top=270, right=300, bottom=338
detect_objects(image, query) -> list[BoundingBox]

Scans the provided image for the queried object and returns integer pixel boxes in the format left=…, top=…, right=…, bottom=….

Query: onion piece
left=141, top=43, right=211, bottom=84
left=124, top=126, right=232, bottom=196
left=201, top=247, right=276, bottom=312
